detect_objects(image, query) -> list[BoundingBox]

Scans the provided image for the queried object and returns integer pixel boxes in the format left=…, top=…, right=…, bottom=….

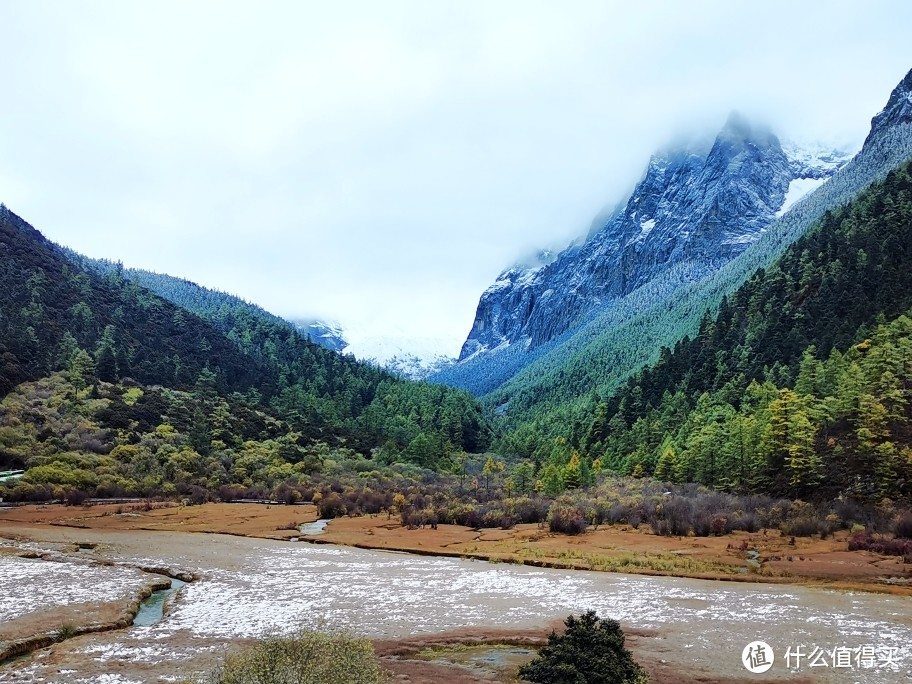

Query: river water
left=2, top=532, right=910, bottom=682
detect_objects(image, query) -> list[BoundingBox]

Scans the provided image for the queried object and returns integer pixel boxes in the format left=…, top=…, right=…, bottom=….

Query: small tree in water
left=519, top=611, right=647, bottom=684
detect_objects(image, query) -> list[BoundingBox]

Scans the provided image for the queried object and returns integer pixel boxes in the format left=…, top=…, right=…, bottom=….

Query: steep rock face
left=459, top=114, right=848, bottom=360
left=866, top=68, right=912, bottom=145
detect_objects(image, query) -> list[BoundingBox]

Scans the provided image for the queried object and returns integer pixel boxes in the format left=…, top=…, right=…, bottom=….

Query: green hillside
left=480, top=108, right=912, bottom=443
left=0, top=206, right=490, bottom=475
left=575, top=160, right=912, bottom=501
left=0, top=205, right=264, bottom=397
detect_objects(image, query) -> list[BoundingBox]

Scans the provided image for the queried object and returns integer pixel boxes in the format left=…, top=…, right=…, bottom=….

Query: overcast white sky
left=1, top=1, right=911, bottom=356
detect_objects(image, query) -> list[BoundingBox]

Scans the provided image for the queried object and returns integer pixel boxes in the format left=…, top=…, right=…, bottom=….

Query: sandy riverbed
left=0, top=508, right=909, bottom=683
left=3, top=502, right=909, bottom=593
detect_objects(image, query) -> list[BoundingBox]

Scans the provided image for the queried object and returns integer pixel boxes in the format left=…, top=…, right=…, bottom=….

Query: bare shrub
left=605, top=503, right=629, bottom=525
left=693, top=511, right=712, bottom=537
left=275, top=485, right=302, bottom=505
left=849, top=531, right=912, bottom=556
left=482, top=507, right=512, bottom=530
left=63, top=489, right=87, bottom=506
left=510, top=496, right=550, bottom=525
left=781, top=517, right=820, bottom=537
left=218, top=484, right=246, bottom=502
left=202, top=629, right=385, bottom=684
left=710, top=515, right=731, bottom=536
left=317, top=492, right=347, bottom=519
left=652, top=498, right=692, bottom=536
left=894, top=511, right=912, bottom=539
left=548, top=502, right=589, bottom=535
left=730, top=512, right=758, bottom=533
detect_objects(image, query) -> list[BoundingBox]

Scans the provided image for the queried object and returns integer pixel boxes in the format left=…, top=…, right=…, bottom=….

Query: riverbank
left=0, top=549, right=172, bottom=664
left=1, top=525, right=865, bottom=683
left=2, top=501, right=909, bottom=594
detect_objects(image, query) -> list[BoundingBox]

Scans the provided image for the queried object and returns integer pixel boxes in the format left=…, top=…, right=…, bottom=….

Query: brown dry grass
left=0, top=501, right=317, bottom=539
left=2, top=502, right=909, bottom=594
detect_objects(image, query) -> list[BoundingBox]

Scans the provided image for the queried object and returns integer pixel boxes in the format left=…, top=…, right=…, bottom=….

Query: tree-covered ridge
left=64, top=247, right=489, bottom=453
left=578, top=161, right=912, bottom=501
left=579, top=312, right=912, bottom=502
left=624, top=160, right=912, bottom=408
left=0, top=205, right=264, bottom=397
left=459, top=92, right=912, bottom=439
left=0, top=372, right=485, bottom=500
left=0, top=206, right=490, bottom=457
left=61, top=251, right=298, bottom=338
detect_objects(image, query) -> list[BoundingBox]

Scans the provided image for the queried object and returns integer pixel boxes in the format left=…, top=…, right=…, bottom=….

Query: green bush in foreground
left=519, top=611, right=647, bottom=684
left=202, top=629, right=386, bottom=684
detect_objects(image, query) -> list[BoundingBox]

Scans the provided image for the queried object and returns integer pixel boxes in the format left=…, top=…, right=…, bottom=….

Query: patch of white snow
left=776, top=177, right=828, bottom=217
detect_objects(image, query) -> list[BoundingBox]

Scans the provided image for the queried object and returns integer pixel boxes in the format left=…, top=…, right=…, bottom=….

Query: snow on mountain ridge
left=455, top=116, right=852, bottom=364
left=782, top=140, right=856, bottom=177
left=775, top=140, right=856, bottom=218
left=292, top=318, right=456, bottom=379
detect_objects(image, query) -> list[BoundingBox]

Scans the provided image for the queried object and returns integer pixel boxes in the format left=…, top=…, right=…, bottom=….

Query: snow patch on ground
left=776, top=177, right=828, bottom=217
left=0, top=555, right=147, bottom=623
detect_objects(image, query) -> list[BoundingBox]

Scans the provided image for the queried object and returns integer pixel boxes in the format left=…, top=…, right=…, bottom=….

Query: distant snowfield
left=336, top=321, right=459, bottom=378
left=776, top=177, right=828, bottom=218
left=782, top=139, right=857, bottom=174
left=342, top=335, right=457, bottom=367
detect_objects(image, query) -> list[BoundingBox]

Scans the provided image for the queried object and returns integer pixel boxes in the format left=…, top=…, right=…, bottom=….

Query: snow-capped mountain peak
left=456, top=114, right=852, bottom=362
left=776, top=141, right=856, bottom=217
left=294, top=317, right=458, bottom=380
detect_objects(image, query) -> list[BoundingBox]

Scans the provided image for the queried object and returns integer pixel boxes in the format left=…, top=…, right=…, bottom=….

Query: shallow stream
left=2, top=533, right=910, bottom=682
left=131, top=577, right=186, bottom=627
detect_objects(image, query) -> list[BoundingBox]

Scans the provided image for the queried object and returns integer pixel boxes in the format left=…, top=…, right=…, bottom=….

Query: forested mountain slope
left=60, top=254, right=347, bottom=352
left=0, top=207, right=490, bottom=458
left=579, top=159, right=912, bottom=501
left=477, top=67, right=912, bottom=439
left=0, top=205, right=264, bottom=397
left=484, top=159, right=912, bottom=505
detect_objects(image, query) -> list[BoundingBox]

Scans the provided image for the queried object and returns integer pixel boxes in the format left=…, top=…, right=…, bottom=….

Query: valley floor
left=2, top=502, right=909, bottom=595
left=0, top=512, right=847, bottom=684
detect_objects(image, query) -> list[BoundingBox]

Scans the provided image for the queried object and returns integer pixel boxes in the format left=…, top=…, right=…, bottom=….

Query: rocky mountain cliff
left=865, top=67, right=912, bottom=145
left=434, top=67, right=912, bottom=429
left=458, top=114, right=851, bottom=362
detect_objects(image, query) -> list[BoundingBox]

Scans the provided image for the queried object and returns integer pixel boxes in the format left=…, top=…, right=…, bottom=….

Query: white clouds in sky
left=1, top=0, right=911, bottom=354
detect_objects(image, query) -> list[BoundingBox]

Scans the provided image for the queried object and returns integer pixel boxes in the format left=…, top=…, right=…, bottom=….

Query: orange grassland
left=1, top=501, right=909, bottom=595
